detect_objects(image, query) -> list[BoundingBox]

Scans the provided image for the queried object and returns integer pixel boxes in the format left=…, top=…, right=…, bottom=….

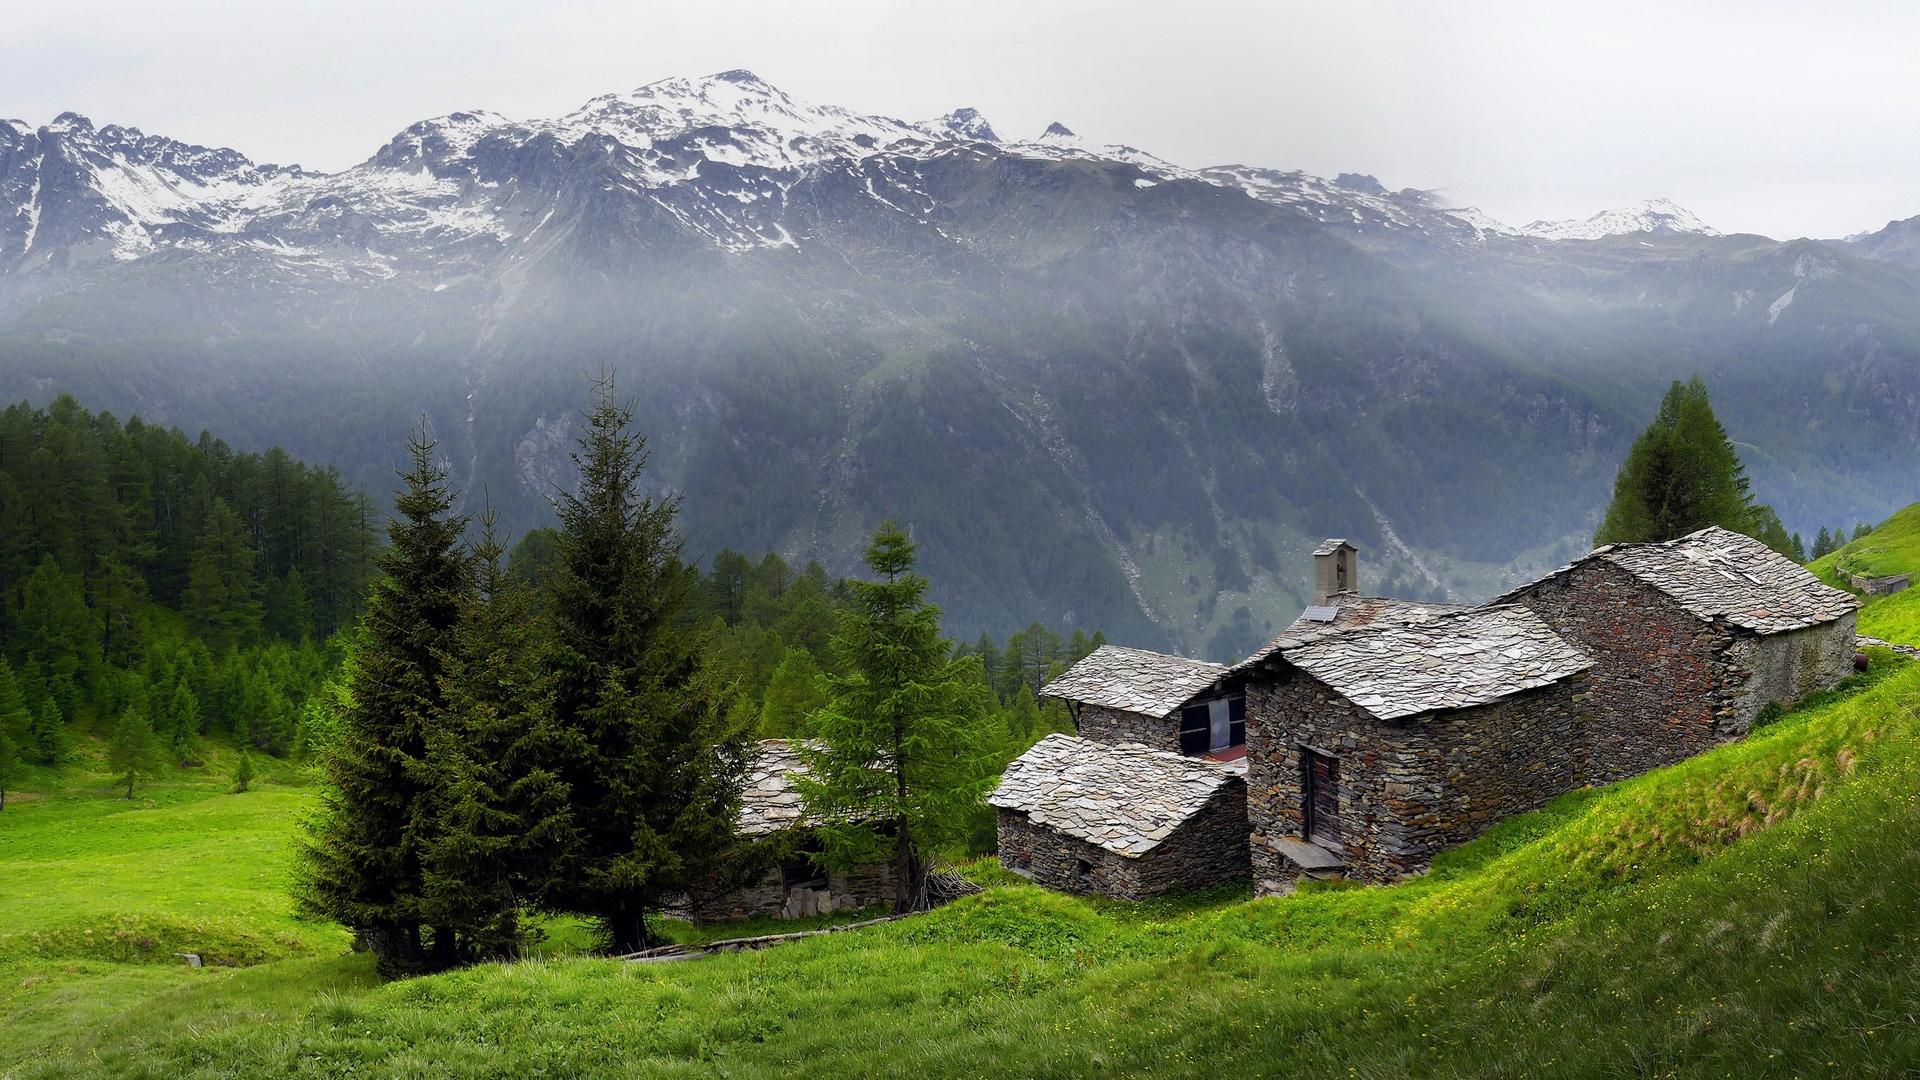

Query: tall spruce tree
left=543, top=376, right=745, bottom=953
left=797, top=522, right=996, bottom=912
left=1594, top=377, right=1784, bottom=550
left=419, top=503, right=572, bottom=964
left=300, top=426, right=470, bottom=978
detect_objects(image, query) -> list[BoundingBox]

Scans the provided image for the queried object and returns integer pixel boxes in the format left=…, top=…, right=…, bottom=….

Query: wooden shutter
left=1304, top=751, right=1342, bottom=846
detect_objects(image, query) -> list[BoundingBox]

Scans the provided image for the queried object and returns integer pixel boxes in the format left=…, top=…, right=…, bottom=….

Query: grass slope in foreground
left=5, top=658, right=1920, bottom=1077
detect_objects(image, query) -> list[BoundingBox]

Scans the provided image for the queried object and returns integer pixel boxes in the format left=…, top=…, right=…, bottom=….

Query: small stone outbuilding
left=1235, top=603, right=1593, bottom=893
left=686, top=741, right=897, bottom=922
left=1497, top=526, right=1860, bottom=783
left=991, top=734, right=1250, bottom=899
left=1040, top=645, right=1242, bottom=758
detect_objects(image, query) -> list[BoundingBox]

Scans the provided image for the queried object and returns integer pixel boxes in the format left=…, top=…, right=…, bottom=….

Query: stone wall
left=688, top=847, right=897, bottom=923
left=1244, top=670, right=1588, bottom=892
left=1725, top=611, right=1858, bottom=733
left=997, top=784, right=1250, bottom=899
left=1074, top=704, right=1178, bottom=752
left=1511, top=561, right=1859, bottom=780
left=1507, top=561, right=1731, bottom=783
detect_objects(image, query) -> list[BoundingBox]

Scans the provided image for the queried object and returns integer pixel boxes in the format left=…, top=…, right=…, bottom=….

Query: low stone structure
left=991, top=734, right=1249, bottom=898
left=1235, top=603, right=1593, bottom=892
left=1848, top=571, right=1911, bottom=597
left=1497, top=526, right=1859, bottom=783
left=1040, top=645, right=1241, bottom=757
left=686, top=741, right=897, bottom=922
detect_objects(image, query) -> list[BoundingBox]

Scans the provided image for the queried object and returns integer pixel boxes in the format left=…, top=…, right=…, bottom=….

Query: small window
left=1074, top=858, right=1093, bottom=879
left=1179, top=696, right=1246, bottom=754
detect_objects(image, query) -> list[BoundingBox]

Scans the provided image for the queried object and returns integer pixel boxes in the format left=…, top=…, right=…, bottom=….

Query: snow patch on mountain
left=1519, top=197, right=1717, bottom=241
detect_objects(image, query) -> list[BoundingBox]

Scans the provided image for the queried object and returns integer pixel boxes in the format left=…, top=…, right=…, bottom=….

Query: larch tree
left=300, top=425, right=470, bottom=978
left=797, top=521, right=997, bottom=913
left=107, top=689, right=162, bottom=799
left=543, top=376, right=746, bottom=954
left=1594, top=377, right=1791, bottom=554
left=184, top=499, right=264, bottom=648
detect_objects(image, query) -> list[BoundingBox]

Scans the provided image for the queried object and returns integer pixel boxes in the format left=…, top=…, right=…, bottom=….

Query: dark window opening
left=1179, top=695, right=1246, bottom=755
left=1074, top=858, right=1094, bottom=881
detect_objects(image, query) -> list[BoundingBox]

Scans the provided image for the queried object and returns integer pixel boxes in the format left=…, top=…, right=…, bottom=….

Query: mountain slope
left=5, top=73, right=1920, bottom=653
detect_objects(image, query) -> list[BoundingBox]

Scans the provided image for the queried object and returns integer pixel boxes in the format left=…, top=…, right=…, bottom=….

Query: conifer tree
left=164, top=679, right=202, bottom=764
left=1812, top=526, right=1834, bottom=560
left=1789, top=532, right=1808, bottom=563
left=233, top=747, right=254, bottom=793
left=543, top=376, right=746, bottom=953
left=798, top=522, right=996, bottom=912
left=300, top=426, right=470, bottom=978
left=185, top=499, right=264, bottom=648
left=419, top=504, right=571, bottom=964
left=24, top=669, right=69, bottom=765
left=758, top=648, right=827, bottom=737
left=108, top=691, right=161, bottom=799
left=0, top=660, right=26, bottom=810
left=1594, top=378, right=1780, bottom=548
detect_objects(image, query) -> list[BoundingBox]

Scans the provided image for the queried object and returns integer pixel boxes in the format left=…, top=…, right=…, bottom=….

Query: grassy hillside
left=1812, top=502, right=1920, bottom=642
left=5, top=646, right=1920, bottom=1076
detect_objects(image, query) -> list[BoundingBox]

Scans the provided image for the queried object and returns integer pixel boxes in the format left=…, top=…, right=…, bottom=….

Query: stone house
left=686, top=741, right=897, bottom=922
left=1234, top=603, right=1593, bottom=893
left=1040, top=644, right=1242, bottom=759
left=1496, top=526, right=1860, bottom=783
left=991, top=734, right=1250, bottom=899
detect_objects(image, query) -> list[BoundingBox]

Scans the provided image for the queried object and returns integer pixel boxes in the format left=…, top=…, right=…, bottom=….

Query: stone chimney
left=1311, top=539, right=1358, bottom=604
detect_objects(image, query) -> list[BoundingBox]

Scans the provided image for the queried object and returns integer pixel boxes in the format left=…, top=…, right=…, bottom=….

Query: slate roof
left=1238, top=595, right=1469, bottom=667
left=1243, top=604, right=1591, bottom=722
left=735, top=740, right=816, bottom=837
left=989, top=734, right=1245, bottom=857
left=1039, top=644, right=1227, bottom=718
left=1497, top=526, right=1859, bottom=635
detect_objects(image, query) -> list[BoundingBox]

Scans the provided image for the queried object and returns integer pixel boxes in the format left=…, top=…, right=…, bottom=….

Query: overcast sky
left=7, top=0, right=1919, bottom=239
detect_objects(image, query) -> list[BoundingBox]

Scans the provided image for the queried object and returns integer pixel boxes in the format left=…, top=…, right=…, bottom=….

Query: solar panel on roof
left=1301, top=605, right=1339, bottom=623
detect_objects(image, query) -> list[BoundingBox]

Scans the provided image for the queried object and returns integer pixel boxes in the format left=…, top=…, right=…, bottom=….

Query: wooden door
left=1304, top=751, right=1342, bottom=847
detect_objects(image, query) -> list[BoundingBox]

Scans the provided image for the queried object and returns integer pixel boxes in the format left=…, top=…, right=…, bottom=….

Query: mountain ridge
left=6, top=71, right=1920, bottom=656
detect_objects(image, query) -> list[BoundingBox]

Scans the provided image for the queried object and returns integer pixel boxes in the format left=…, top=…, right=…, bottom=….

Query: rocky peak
left=924, top=106, right=1000, bottom=143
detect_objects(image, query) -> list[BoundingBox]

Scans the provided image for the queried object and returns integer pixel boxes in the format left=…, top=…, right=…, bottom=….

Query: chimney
left=1311, top=539, right=1357, bottom=604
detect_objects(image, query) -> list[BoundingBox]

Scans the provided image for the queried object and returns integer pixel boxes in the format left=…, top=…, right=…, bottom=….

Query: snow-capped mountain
left=1518, top=197, right=1718, bottom=241
left=0, top=69, right=1539, bottom=273
left=1, top=112, right=302, bottom=264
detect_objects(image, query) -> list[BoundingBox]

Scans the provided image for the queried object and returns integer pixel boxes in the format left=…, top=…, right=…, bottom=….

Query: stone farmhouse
left=1495, top=526, right=1859, bottom=783
left=687, top=741, right=897, bottom=922
left=1039, top=644, right=1243, bottom=758
left=990, top=734, right=1249, bottom=899
left=1232, top=603, right=1593, bottom=890
left=996, top=526, right=1864, bottom=902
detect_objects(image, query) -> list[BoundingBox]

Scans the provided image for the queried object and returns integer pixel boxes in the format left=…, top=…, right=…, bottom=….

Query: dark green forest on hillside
left=0, top=395, right=379, bottom=794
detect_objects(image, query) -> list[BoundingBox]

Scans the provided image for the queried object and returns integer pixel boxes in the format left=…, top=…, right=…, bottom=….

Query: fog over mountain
left=7, top=69, right=1920, bottom=658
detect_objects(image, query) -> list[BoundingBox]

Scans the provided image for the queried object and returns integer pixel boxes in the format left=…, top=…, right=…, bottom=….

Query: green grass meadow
left=8, top=565, right=1920, bottom=1075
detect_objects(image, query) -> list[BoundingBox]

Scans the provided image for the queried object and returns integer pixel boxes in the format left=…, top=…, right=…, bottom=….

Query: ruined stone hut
left=686, top=740, right=897, bottom=922
left=991, top=734, right=1250, bottom=899
left=1496, top=526, right=1860, bottom=783
left=1040, top=644, right=1241, bottom=758
left=1234, top=602, right=1593, bottom=893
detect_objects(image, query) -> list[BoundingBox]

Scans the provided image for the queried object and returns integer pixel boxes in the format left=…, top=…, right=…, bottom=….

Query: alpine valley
left=6, top=69, right=1920, bottom=658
